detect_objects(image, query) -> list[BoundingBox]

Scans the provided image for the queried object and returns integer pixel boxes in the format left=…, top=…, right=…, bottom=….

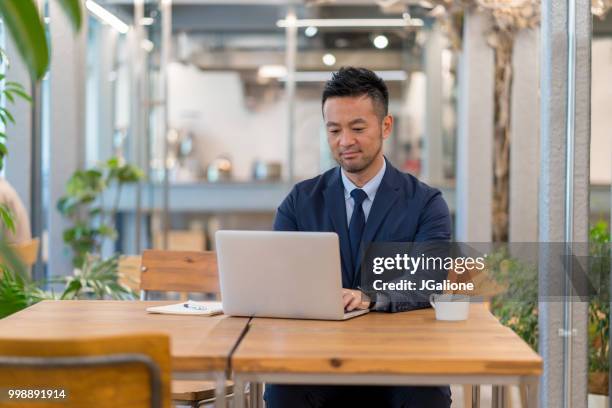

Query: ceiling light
left=258, top=65, right=288, bottom=79
left=322, top=53, right=336, bottom=66
left=86, top=0, right=129, bottom=34
left=304, top=26, right=318, bottom=37
left=140, top=17, right=155, bottom=26
left=277, top=18, right=423, bottom=28
left=373, top=35, right=389, bottom=49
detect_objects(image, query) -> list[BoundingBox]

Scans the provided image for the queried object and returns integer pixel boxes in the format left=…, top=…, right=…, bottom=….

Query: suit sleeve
left=273, top=186, right=299, bottom=231
left=375, top=189, right=452, bottom=313
left=414, top=190, right=451, bottom=242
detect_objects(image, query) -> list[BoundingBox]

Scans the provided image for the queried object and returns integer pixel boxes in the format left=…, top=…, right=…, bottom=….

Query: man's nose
left=338, top=131, right=356, bottom=146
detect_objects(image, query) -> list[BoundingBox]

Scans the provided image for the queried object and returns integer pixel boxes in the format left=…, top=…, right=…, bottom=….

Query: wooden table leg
left=463, top=384, right=473, bottom=407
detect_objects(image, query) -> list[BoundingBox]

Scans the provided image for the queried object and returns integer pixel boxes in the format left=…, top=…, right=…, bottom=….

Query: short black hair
left=322, top=67, right=389, bottom=119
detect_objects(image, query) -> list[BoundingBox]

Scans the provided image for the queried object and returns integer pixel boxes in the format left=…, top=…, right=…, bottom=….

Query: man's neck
left=343, top=155, right=384, bottom=188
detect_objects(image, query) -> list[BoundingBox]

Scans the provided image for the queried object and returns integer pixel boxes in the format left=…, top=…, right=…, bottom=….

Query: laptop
left=215, top=230, right=369, bottom=320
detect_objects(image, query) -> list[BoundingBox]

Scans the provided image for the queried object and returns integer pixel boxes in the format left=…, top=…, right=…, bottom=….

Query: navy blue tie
left=348, top=189, right=368, bottom=279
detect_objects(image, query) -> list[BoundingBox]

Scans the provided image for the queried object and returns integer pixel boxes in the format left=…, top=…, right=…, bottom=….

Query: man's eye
left=353, top=128, right=365, bottom=132
left=329, top=129, right=340, bottom=134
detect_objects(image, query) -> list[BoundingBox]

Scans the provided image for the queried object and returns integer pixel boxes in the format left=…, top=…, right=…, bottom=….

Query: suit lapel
left=323, top=168, right=353, bottom=286
left=352, top=163, right=401, bottom=286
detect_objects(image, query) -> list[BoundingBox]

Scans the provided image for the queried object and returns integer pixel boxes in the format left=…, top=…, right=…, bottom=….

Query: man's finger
left=343, top=292, right=353, bottom=308
left=344, top=292, right=359, bottom=311
left=348, top=294, right=361, bottom=311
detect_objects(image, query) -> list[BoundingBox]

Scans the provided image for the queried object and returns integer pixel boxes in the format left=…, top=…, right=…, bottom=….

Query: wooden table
left=0, top=300, right=249, bottom=408
left=232, top=304, right=542, bottom=408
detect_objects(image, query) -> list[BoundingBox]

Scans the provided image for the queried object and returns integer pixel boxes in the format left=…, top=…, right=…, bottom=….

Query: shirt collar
left=341, top=159, right=386, bottom=201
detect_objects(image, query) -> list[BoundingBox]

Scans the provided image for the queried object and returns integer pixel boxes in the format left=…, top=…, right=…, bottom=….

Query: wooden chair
left=140, top=249, right=232, bottom=407
left=0, top=333, right=171, bottom=408
left=140, top=250, right=219, bottom=301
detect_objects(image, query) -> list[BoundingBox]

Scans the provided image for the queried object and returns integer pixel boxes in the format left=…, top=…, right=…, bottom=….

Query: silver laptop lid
left=216, top=230, right=347, bottom=320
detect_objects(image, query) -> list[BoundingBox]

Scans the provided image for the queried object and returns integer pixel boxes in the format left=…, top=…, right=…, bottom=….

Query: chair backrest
left=0, top=333, right=171, bottom=408
left=140, top=250, right=220, bottom=298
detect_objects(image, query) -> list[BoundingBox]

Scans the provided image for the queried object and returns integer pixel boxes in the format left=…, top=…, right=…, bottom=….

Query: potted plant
left=489, top=222, right=611, bottom=404
left=57, top=157, right=144, bottom=268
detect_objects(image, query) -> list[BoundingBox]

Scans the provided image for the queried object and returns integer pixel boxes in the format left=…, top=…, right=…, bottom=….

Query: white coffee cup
left=429, top=293, right=470, bottom=321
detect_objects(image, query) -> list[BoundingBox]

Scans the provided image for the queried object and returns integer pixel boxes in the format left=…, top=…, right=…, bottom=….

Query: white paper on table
left=146, top=300, right=223, bottom=316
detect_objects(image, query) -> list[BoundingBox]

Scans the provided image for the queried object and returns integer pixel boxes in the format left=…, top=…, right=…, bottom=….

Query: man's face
left=323, top=95, right=392, bottom=174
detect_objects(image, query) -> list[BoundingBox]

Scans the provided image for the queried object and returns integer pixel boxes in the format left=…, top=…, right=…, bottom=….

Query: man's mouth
left=341, top=151, right=360, bottom=159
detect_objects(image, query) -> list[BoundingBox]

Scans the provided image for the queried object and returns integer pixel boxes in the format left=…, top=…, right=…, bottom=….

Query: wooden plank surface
left=141, top=250, right=219, bottom=294
left=0, top=300, right=249, bottom=372
left=233, top=303, right=542, bottom=376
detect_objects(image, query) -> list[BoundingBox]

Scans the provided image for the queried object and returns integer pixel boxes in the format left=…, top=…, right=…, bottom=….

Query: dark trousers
left=264, top=384, right=451, bottom=408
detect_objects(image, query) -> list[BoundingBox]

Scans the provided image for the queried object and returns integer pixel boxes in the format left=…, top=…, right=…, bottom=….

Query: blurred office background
left=4, top=0, right=610, bottom=275
left=1, top=1, right=611, bottom=406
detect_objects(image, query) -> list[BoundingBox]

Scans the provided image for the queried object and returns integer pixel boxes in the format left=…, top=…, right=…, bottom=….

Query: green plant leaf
left=88, top=208, right=103, bottom=217
left=55, top=0, right=82, bottom=32
left=0, top=0, right=50, bottom=80
left=117, top=164, right=145, bottom=183
left=5, top=81, right=24, bottom=89
left=6, top=87, right=31, bottom=102
left=0, top=108, right=15, bottom=124
left=0, top=204, right=15, bottom=234
left=3, top=91, right=14, bottom=104
left=60, top=279, right=82, bottom=300
left=0, top=269, right=28, bottom=318
left=58, top=254, right=134, bottom=300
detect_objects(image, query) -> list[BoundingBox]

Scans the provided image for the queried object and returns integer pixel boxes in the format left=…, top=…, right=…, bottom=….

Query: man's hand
left=342, top=289, right=371, bottom=311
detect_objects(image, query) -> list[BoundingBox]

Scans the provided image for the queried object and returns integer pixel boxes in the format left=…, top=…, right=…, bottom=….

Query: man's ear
left=382, top=115, right=393, bottom=140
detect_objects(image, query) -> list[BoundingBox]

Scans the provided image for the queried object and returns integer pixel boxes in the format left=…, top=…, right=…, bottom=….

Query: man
left=267, top=67, right=451, bottom=407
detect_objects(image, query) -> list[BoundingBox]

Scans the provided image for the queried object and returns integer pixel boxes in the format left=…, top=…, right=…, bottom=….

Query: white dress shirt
left=340, top=159, right=386, bottom=225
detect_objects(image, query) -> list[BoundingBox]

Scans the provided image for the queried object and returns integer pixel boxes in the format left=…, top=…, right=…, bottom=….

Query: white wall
left=591, top=39, right=612, bottom=185
left=168, top=63, right=287, bottom=180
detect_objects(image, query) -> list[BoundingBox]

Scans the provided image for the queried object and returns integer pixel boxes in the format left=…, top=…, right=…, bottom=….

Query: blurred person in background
left=0, top=177, right=31, bottom=243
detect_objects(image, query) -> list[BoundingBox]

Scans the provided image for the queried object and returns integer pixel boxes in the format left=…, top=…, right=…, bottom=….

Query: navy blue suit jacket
left=273, top=159, right=451, bottom=312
